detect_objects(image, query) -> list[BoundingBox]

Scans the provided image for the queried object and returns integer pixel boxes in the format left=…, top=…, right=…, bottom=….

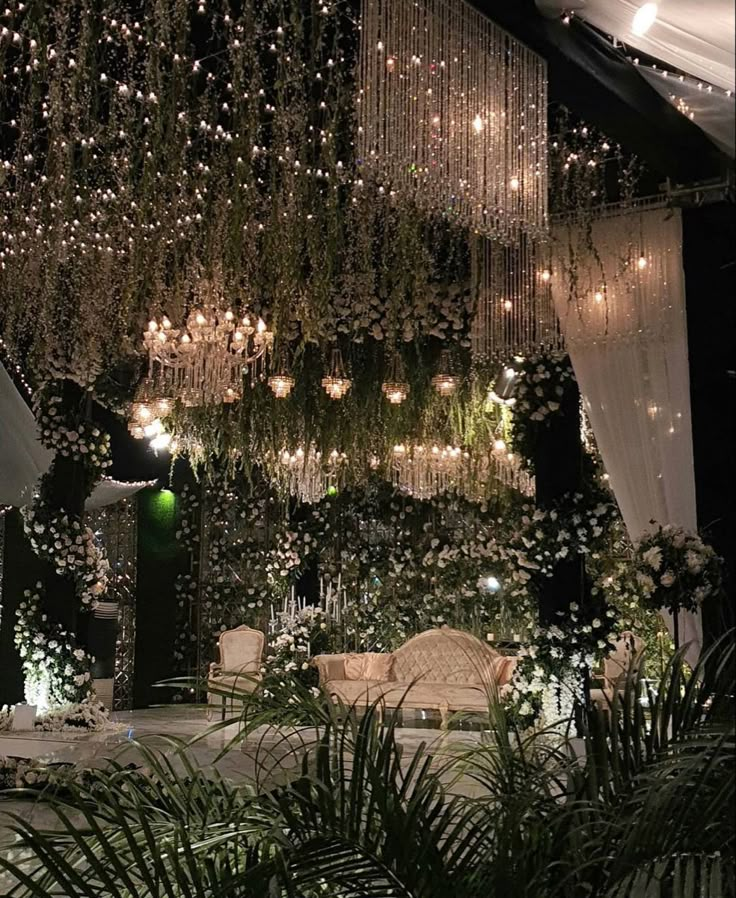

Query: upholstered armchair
left=207, top=625, right=265, bottom=720
left=590, top=631, right=645, bottom=708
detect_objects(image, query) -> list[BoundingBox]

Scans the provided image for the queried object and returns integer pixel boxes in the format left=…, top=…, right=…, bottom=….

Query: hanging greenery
left=0, top=1, right=474, bottom=400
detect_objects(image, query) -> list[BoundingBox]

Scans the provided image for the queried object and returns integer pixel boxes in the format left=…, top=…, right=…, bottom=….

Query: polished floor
left=0, top=705, right=486, bottom=857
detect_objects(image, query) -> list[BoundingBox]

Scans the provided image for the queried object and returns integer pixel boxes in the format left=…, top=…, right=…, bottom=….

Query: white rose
left=642, top=546, right=663, bottom=571
left=660, top=571, right=675, bottom=587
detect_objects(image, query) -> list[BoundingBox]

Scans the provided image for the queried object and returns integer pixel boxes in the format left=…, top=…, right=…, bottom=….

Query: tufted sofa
left=313, top=626, right=517, bottom=726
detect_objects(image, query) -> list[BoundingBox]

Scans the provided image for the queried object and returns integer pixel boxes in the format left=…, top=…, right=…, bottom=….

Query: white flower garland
left=14, top=583, right=96, bottom=708
left=22, top=504, right=109, bottom=608
left=511, top=352, right=576, bottom=470
left=508, top=494, right=616, bottom=578
left=37, top=393, right=113, bottom=470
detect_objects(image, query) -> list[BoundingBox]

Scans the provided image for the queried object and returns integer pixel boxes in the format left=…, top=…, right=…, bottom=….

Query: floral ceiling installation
left=0, top=0, right=475, bottom=396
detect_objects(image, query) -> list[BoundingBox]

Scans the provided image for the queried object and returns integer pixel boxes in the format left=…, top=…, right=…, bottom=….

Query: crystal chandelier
left=381, top=352, right=410, bottom=405
left=128, top=376, right=174, bottom=439
left=268, top=372, right=295, bottom=399
left=357, top=0, right=548, bottom=243
left=274, top=446, right=348, bottom=504
left=431, top=350, right=459, bottom=396
left=321, top=348, right=352, bottom=400
left=143, top=306, right=273, bottom=408
left=391, top=442, right=534, bottom=500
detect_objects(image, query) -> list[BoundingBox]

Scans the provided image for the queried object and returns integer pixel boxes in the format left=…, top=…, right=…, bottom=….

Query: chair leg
left=440, top=704, right=449, bottom=730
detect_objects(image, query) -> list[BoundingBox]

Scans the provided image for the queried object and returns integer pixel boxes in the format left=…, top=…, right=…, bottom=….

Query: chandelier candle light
left=275, top=446, right=349, bottom=503
left=357, top=0, right=548, bottom=243
left=381, top=352, right=410, bottom=404
left=431, top=350, right=459, bottom=396
left=142, top=307, right=273, bottom=408
left=268, top=372, right=296, bottom=399
left=321, top=348, right=352, bottom=400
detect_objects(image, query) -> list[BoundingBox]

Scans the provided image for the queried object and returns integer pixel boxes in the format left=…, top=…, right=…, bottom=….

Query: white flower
left=660, top=571, right=675, bottom=587
left=685, top=550, right=703, bottom=574
left=642, top=546, right=662, bottom=571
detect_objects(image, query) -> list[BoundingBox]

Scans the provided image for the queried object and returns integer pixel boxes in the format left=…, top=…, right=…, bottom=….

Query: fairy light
left=0, top=335, right=34, bottom=400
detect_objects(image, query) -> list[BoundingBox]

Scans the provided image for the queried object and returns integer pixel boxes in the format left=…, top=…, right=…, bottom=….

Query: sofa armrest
left=208, top=661, right=222, bottom=679
left=494, top=656, right=518, bottom=687
left=313, top=654, right=347, bottom=684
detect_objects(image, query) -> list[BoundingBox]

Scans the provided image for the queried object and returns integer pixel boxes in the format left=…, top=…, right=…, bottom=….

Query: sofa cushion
left=493, top=656, right=517, bottom=687
left=364, top=653, right=394, bottom=681
left=344, top=652, right=394, bottom=681
left=344, top=653, right=368, bottom=680
left=314, top=654, right=346, bottom=683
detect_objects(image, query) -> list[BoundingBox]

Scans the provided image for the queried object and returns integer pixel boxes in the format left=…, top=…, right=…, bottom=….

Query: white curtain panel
left=551, top=207, right=701, bottom=661
left=0, top=361, right=53, bottom=506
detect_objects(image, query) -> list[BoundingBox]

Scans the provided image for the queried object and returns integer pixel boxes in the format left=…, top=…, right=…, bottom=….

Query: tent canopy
left=475, top=0, right=732, bottom=182
left=0, top=362, right=153, bottom=509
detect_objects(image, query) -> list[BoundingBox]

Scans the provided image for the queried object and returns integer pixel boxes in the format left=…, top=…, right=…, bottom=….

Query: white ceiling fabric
left=0, top=360, right=53, bottom=507
left=85, top=477, right=156, bottom=509
left=0, top=361, right=154, bottom=509
left=638, top=66, right=735, bottom=156
left=577, top=0, right=735, bottom=91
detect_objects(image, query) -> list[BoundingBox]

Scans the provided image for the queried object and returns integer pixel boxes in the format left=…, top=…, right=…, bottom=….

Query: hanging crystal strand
left=358, top=0, right=546, bottom=242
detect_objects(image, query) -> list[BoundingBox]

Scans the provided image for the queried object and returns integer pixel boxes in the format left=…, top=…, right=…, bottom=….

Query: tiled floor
left=0, top=705, right=486, bottom=854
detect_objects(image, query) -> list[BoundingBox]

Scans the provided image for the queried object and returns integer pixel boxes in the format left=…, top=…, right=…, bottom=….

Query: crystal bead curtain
left=471, top=234, right=564, bottom=360
left=357, top=0, right=548, bottom=244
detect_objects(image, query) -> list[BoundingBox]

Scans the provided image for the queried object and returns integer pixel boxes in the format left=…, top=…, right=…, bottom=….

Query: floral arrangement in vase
left=633, top=524, right=722, bottom=630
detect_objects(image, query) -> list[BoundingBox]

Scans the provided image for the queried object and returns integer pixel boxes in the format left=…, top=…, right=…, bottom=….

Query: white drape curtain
left=0, top=361, right=53, bottom=507
left=551, top=206, right=701, bottom=662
